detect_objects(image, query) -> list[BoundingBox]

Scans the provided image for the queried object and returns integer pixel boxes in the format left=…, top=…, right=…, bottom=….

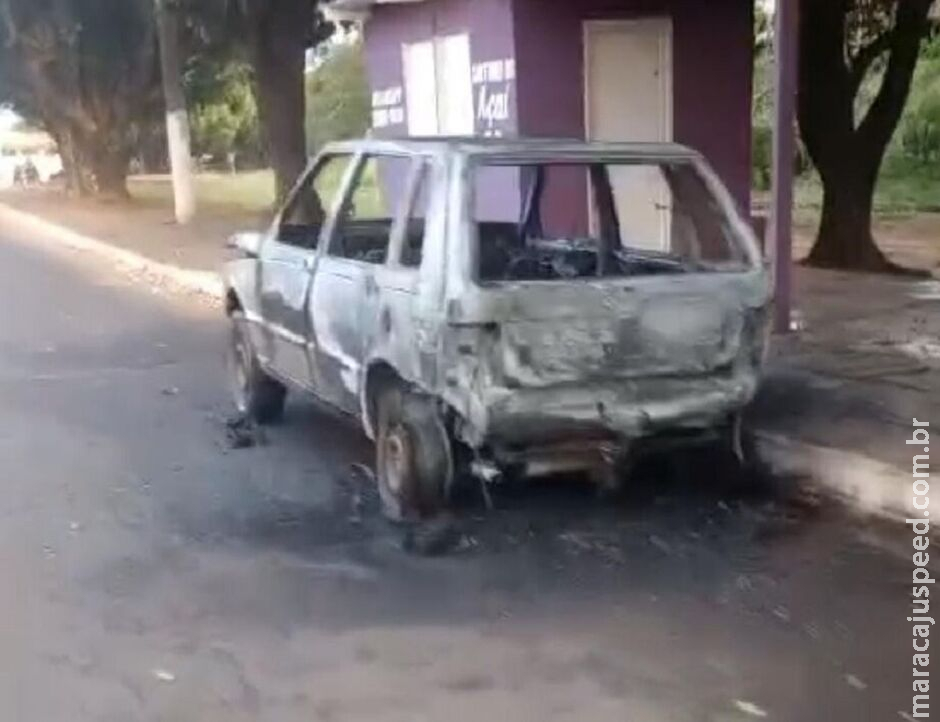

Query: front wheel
left=375, top=387, right=453, bottom=521
left=228, top=313, right=287, bottom=424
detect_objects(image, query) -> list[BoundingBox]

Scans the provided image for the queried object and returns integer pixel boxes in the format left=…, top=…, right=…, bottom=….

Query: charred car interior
left=475, top=160, right=749, bottom=283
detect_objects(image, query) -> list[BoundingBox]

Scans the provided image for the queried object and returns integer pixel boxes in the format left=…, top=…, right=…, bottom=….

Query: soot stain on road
left=155, top=400, right=858, bottom=615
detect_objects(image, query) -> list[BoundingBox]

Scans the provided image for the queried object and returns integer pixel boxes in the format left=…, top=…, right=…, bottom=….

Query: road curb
left=0, top=202, right=224, bottom=302
left=755, top=431, right=913, bottom=523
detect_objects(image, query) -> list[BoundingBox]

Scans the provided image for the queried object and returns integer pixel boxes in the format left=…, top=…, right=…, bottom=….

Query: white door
left=585, top=19, right=673, bottom=250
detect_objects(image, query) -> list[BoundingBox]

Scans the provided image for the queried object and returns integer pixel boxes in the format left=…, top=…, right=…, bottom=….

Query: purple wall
left=360, top=0, right=754, bottom=231
left=512, top=0, right=755, bottom=212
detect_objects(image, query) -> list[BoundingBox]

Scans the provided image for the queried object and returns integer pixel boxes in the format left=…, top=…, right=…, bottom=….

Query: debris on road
left=803, top=621, right=822, bottom=640
left=224, top=413, right=266, bottom=449
left=647, top=533, right=673, bottom=555
left=403, top=515, right=468, bottom=556
left=732, top=699, right=769, bottom=718
left=558, top=530, right=625, bottom=565
left=160, top=386, right=180, bottom=397
left=152, top=668, right=176, bottom=683
left=348, top=463, right=375, bottom=485
left=845, top=673, right=867, bottom=691
left=343, top=463, right=377, bottom=524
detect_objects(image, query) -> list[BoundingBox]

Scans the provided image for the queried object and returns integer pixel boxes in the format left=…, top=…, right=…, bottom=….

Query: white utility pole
left=155, top=0, right=195, bottom=224
left=769, top=0, right=798, bottom=333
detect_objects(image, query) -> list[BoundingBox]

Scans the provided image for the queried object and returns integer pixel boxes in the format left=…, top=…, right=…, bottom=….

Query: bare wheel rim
left=381, top=425, right=413, bottom=501
left=228, top=326, right=251, bottom=413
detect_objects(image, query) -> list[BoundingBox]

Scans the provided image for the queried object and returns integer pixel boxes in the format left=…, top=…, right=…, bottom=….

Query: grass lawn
left=132, top=163, right=940, bottom=241
left=786, top=159, right=940, bottom=227
left=127, top=163, right=382, bottom=216
left=752, top=161, right=940, bottom=241
left=128, top=170, right=276, bottom=215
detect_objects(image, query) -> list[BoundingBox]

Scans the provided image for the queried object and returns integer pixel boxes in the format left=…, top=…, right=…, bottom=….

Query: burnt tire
left=375, top=387, right=453, bottom=522
left=228, top=313, right=286, bottom=424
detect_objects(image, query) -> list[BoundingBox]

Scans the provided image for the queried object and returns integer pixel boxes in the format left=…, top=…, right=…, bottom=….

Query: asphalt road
left=0, top=230, right=925, bottom=721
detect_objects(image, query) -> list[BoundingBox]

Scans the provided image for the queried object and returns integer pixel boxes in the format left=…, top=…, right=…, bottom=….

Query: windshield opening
left=472, top=159, right=750, bottom=283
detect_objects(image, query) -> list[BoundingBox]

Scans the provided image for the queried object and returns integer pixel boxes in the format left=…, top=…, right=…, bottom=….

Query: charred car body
left=224, top=138, right=771, bottom=518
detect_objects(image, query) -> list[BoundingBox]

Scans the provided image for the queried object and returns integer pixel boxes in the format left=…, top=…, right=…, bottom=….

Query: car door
left=309, top=153, right=414, bottom=413
left=258, top=153, right=354, bottom=388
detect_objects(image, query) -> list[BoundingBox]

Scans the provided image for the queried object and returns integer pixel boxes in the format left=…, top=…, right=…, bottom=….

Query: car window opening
left=278, top=153, right=354, bottom=250
left=474, top=160, right=749, bottom=283
left=328, top=155, right=429, bottom=266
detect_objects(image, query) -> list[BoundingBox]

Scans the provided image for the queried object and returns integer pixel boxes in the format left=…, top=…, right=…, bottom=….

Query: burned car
left=224, top=138, right=771, bottom=518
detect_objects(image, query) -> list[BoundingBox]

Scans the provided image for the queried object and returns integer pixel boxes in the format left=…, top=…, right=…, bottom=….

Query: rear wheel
left=228, top=313, right=287, bottom=424
left=375, top=387, right=453, bottom=521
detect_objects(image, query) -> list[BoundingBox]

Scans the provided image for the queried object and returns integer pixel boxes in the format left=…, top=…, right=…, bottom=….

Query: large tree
left=185, top=0, right=333, bottom=201
left=233, top=0, right=332, bottom=201
left=242, top=0, right=312, bottom=201
left=0, top=0, right=161, bottom=197
left=798, top=0, right=935, bottom=272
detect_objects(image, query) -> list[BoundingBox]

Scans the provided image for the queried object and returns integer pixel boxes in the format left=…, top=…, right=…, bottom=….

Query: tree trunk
left=807, top=170, right=893, bottom=269
left=247, top=0, right=312, bottom=203
left=156, top=0, right=196, bottom=223
left=48, top=124, right=92, bottom=197
left=88, top=143, right=131, bottom=199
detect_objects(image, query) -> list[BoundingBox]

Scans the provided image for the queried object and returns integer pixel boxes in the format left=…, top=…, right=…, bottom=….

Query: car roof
left=319, top=136, right=701, bottom=162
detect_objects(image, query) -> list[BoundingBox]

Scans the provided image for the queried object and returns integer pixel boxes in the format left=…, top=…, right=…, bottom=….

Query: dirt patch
left=793, top=212, right=940, bottom=272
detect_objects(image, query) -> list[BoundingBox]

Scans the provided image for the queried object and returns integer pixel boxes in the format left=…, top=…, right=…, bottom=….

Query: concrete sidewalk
left=0, top=190, right=251, bottom=302
left=0, top=188, right=264, bottom=273
left=1, top=193, right=938, bottom=523
left=751, top=268, right=940, bottom=520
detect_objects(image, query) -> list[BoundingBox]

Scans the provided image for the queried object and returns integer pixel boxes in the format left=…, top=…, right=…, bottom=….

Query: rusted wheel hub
left=381, top=424, right=414, bottom=499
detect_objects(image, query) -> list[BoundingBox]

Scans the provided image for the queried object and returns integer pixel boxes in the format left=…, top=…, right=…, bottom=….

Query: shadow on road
left=196, top=399, right=842, bottom=601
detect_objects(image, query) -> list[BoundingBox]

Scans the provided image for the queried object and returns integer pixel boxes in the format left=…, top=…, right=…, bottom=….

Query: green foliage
left=187, top=61, right=261, bottom=164
left=305, top=40, right=370, bottom=152
left=752, top=125, right=773, bottom=191
left=754, top=3, right=940, bottom=210
left=754, top=2, right=772, bottom=56
left=899, top=36, right=940, bottom=165
left=751, top=38, right=809, bottom=191
left=901, top=88, right=940, bottom=164
left=752, top=31, right=773, bottom=191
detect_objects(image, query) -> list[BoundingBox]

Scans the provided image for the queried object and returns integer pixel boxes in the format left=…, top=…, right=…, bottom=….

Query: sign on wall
left=472, top=57, right=515, bottom=137
left=371, top=86, right=405, bottom=130
left=379, top=39, right=517, bottom=138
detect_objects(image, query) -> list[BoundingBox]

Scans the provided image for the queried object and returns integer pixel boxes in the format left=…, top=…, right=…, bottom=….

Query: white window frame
left=402, top=33, right=474, bottom=137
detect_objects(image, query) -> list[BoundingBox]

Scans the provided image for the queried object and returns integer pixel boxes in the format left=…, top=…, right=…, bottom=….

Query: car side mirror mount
left=227, top=231, right=263, bottom=258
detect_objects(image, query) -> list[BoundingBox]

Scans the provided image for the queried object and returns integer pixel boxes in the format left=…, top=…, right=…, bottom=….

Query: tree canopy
left=305, top=39, right=370, bottom=153
left=0, top=0, right=333, bottom=200
left=187, top=59, right=262, bottom=166
left=0, top=0, right=161, bottom=196
left=798, top=0, right=936, bottom=271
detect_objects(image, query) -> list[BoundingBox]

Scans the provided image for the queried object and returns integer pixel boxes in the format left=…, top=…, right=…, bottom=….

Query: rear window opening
left=473, top=160, right=750, bottom=283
